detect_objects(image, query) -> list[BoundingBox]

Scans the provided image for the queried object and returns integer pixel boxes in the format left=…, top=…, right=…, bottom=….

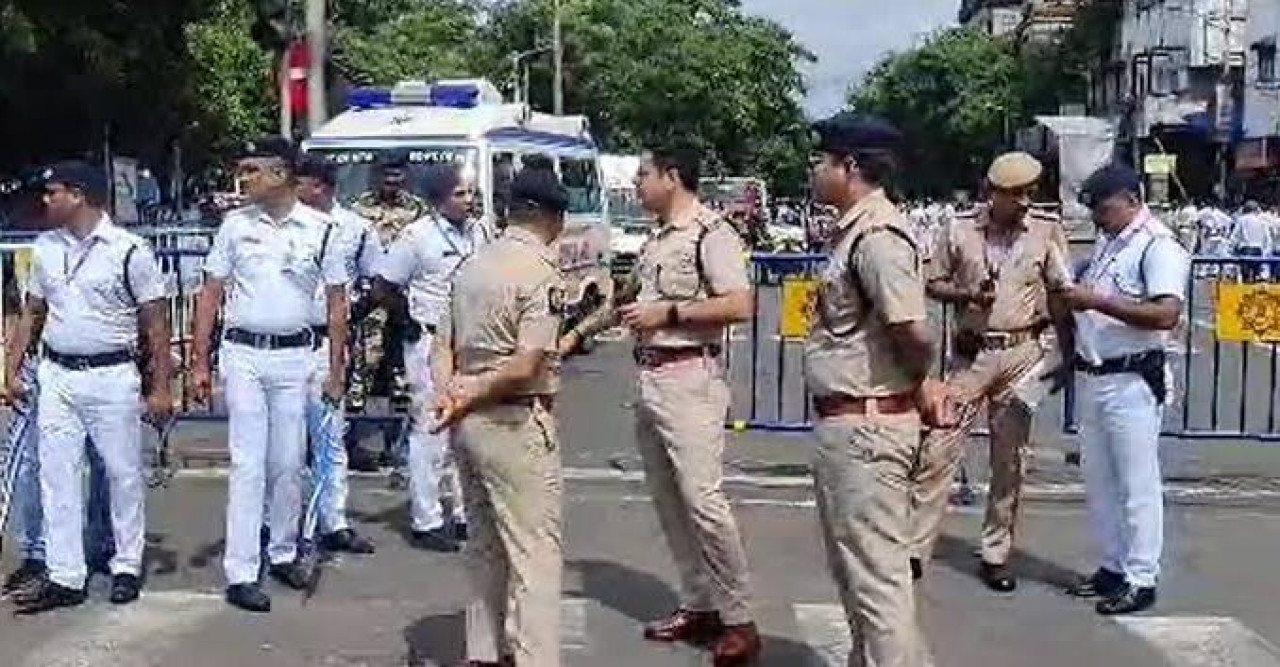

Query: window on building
left=1259, top=44, right=1277, bottom=84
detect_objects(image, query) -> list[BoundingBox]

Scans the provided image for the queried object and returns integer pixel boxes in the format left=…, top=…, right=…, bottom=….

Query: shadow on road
left=568, top=558, right=826, bottom=666
left=933, top=533, right=1081, bottom=591
left=403, top=610, right=464, bottom=667
left=143, top=532, right=180, bottom=577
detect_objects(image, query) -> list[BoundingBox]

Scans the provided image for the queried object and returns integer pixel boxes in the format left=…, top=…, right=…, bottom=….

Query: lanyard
left=1083, top=219, right=1147, bottom=285
left=63, top=237, right=102, bottom=284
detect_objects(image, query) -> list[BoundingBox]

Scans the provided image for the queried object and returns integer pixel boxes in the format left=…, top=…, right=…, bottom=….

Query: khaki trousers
left=813, top=411, right=930, bottom=667
left=909, top=339, right=1048, bottom=565
left=456, top=402, right=563, bottom=666
left=635, top=358, right=754, bottom=625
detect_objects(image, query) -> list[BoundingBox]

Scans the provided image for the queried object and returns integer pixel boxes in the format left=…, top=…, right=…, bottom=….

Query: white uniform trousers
left=407, top=335, right=464, bottom=532
left=305, top=339, right=350, bottom=534
left=1078, top=372, right=1164, bottom=587
left=221, top=342, right=311, bottom=585
left=36, top=358, right=144, bottom=590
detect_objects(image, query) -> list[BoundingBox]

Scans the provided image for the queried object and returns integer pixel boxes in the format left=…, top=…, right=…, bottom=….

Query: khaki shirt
left=928, top=207, right=1071, bottom=332
left=804, top=190, right=926, bottom=397
left=634, top=204, right=750, bottom=348
left=444, top=225, right=565, bottom=396
left=350, top=190, right=427, bottom=247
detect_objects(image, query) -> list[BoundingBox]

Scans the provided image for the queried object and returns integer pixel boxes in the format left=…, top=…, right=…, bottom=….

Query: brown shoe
left=642, top=608, right=724, bottom=645
left=713, top=622, right=762, bottom=666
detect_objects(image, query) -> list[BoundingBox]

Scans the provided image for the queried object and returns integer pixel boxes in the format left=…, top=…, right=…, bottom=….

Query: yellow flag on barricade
left=780, top=277, right=819, bottom=339
left=1215, top=282, right=1280, bottom=342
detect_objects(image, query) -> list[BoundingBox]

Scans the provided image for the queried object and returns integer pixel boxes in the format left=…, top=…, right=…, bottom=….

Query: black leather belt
left=1074, top=349, right=1167, bottom=405
left=499, top=394, right=555, bottom=410
left=404, top=321, right=438, bottom=343
left=43, top=345, right=134, bottom=370
left=633, top=345, right=721, bottom=369
left=224, top=328, right=312, bottom=350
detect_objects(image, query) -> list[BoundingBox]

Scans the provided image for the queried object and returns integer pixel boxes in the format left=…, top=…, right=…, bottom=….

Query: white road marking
left=793, top=603, right=849, bottom=667
left=19, top=591, right=224, bottom=667
left=562, top=596, right=590, bottom=650
left=1115, top=616, right=1280, bottom=667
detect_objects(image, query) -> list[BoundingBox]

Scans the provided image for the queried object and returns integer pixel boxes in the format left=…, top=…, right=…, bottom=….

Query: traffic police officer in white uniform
left=5, top=161, right=171, bottom=613
left=375, top=162, right=490, bottom=551
left=295, top=156, right=380, bottom=554
left=1058, top=164, right=1189, bottom=615
left=192, top=138, right=348, bottom=613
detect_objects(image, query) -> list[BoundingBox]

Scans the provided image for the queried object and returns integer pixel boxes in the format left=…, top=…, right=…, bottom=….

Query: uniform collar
left=660, top=201, right=710, bottom=233
left=504, top=225, right=558, bottom=266
left=59, top=213, right=113, bottom=245
left=254, top=201, right=310, bottom=228
left=974, top=206, right=1029, bottom=232
left=834, top=188, right=891, bottom=233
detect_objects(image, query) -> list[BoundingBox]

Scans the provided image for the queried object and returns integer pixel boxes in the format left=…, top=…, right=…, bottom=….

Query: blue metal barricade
left=730, top=252, right=1280, bottom=444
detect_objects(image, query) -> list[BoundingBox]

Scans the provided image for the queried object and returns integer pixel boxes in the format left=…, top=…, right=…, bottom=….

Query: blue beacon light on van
left=347, top=82, right=484, bottom=110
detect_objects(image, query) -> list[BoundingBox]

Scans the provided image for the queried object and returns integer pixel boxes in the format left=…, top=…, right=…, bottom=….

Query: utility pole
left=305, top=0, right=327, bottom=134
left=553, top=0, right=564, bottom=115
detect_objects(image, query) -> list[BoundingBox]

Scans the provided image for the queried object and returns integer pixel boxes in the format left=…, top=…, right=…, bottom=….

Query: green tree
left=185, top=0, right=276, bottom=165
left=849, top=28, right=1025, bottom=197
left=332, top=0, right=482, bottom=86
left=478, top=0, right=813, bottom=195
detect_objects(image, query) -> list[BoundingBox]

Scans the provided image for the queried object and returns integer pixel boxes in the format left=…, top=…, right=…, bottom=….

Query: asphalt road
left=3, top=477, right=1280, bottom=666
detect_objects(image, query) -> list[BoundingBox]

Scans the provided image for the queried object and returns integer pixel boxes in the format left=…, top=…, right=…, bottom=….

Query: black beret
left=511, top=167, right=568, bottom=215
left=237, top=136, right=298, bottom=164
left=293, top=154, right=337, bottom=186
left=39, top=160, right=109, bottom=200
left=811, top=111, right=902, bottom=154
left=1080, top=164, right=1142, bottom=207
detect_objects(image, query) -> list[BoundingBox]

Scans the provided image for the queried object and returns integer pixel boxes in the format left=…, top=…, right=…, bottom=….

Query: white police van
left=303, top=78, right=614, bottom=343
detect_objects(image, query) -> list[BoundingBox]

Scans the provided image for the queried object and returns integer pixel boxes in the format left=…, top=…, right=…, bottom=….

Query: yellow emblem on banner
left=14, top=248, right=33, bottom=291
left=1216, top=283, right=1280, bottom=342
left=780, top=277, right=819, bottom=339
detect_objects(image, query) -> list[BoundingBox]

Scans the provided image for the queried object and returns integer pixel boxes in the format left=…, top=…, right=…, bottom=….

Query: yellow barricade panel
left=1216, top=282, right=1280, bottom=342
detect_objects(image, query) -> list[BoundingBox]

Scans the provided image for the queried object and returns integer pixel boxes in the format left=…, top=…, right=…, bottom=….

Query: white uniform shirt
left=1231, top=213, right=1273, bottom=251
left=1074, top=207, right=1191, bottom=365
left=1267, top=212, right=1280, bottom=254
left=28, top=215, right=167, bottom=355
left=377, top=214, right=491, bottom=329
left=308, top=204, right=383, bottom=326
left=205, top=202, right=347, bottom=335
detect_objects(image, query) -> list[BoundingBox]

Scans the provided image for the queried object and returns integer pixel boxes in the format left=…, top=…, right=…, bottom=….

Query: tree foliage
left=333, top=0, right=483, bottom=86
left=185, top=0, right=275, bottom=164
left=849, top=28, right=1026, bottom=197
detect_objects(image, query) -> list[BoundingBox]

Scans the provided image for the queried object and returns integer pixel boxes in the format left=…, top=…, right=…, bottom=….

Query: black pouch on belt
left=1134, top=350, right=1167, bottom=406
left=952, top=329, right=983, bottom=361
left=403, top=320, right=423, bottom=344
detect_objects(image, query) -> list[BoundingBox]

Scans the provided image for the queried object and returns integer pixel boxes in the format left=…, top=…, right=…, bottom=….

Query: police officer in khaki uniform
left=430, top=167, right=568, bottom=667
left=806, top=113, right=951, bottom=667
left=908, top=153, right=1074, bottom=592
left=570, top=146, right=762, bottom=665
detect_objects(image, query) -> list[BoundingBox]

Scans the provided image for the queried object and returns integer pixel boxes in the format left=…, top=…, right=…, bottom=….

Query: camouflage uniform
left=348, top=190, right=427, bottom=412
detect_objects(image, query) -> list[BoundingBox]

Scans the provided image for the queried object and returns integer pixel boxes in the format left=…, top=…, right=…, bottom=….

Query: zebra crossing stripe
left=562, top=596, right=590, bottom=650
left=19, top=591, right=223, bottom=667
left=793, top=603, right=848, bottom=667
left=1115, top=616, right=1280, bottom=667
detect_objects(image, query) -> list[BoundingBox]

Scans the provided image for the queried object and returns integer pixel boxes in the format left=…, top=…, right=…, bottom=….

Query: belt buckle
left=252, top=333, right=273, bottom=349
left=984, top=331, right=1013, bottom=347
left=634, top=348, right=659, bottom=368
left=73, top=357, right=92, bottom=371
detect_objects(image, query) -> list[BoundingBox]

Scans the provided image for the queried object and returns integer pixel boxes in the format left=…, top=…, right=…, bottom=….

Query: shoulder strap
left=694, top=222, right=714, bottom=296
left=315, top=222, right=335, bottom=269
left=122, top=244, right=139, bottom=306
left=1138, top=234, right=1159, bottom=291
left=353, top=226, right=369, bottom=274
left=846, top=225, right=919, bottom=305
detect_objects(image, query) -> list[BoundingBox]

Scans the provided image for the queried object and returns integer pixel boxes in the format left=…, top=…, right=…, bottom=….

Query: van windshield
left=308, top=147, right=481, bottom=207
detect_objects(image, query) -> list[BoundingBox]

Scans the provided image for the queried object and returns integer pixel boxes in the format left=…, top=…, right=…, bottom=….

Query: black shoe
left=86, top=551, right=115, bottom=576
left=109, top=574, right=142, bottom=604
left=268, top=562, right=309, bottom=591
left=13, top=580, right=86, bottom=615
left=452, top=522, right=469, bottom=542
left=2, top=560, right=47, bottom=596
left=1096, top=584, right=1157, bottom=615
left=348, top=448, right=381, bottom=473
left=979, top=561, right=1017, bottom=593
left=1067, top=568, right=1126, bottom=599
left=411, top=527, right=460, bottom=553
left=321, top=528, right=376, bottom=554
left=226, top=584, right=271, bottom=613
left=909, top=558, right=923, bottom=581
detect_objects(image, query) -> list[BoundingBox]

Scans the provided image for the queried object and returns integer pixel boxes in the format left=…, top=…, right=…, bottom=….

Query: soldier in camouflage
left=347, top=155, right=425, bottom=434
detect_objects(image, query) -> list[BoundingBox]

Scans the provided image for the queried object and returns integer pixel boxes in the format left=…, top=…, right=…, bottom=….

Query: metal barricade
left=729, top=252, right=1280, bottom=444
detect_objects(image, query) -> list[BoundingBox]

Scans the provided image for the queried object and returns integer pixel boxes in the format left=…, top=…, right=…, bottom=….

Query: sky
left=741, top=0, right=957, bottom=118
